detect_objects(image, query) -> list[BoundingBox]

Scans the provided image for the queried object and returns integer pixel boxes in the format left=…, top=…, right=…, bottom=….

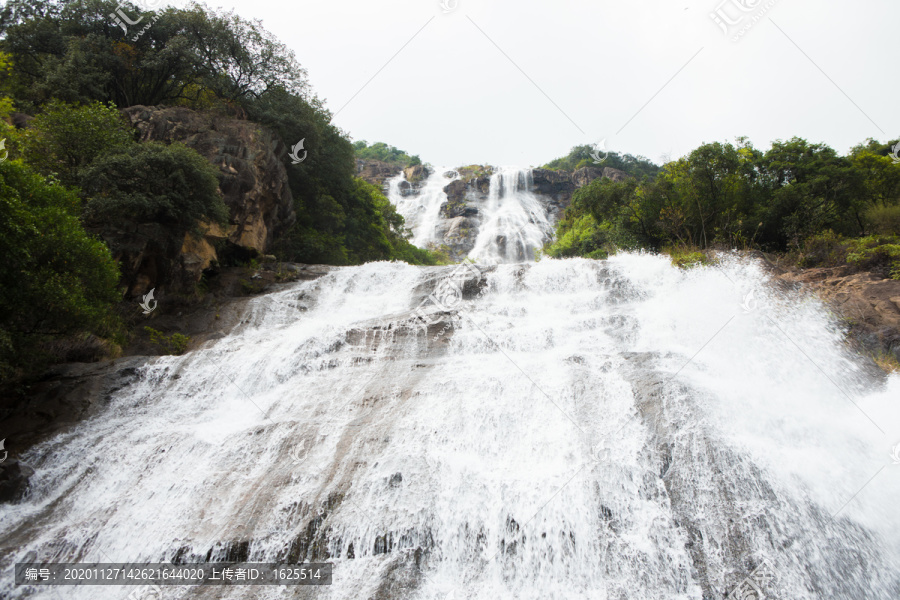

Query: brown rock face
left=403, top=164, right=430, bottom=183
left=356, top=159, right=400, bottom=188
left=776, top=266, right=900, bottom=362
left=572, top=166, right=629, bottom=187
left=531, top=166, right=629, bottom=223
left=112, top=106, right=296, bottom=296
left=440, top=180, right=475, bottom=218
left=532, top=166, right=629, bottom=212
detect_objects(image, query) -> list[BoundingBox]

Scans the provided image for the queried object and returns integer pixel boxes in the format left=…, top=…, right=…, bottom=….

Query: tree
left=0, top=160, right=120, bottom=380
left=80, top=141, right=228, bottom=231
left=0, top=0, right=313, bottom=111
left=21, top=99, right=134, bottom=187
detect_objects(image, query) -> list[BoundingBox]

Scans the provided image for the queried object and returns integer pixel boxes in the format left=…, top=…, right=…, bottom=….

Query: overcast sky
left=213, top=0, right=897, bottom=168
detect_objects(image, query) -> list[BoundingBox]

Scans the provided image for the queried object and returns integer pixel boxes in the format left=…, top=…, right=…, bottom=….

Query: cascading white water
left=466, top=167, right=552, bottom=264
left=2, top=254, right=899, bottom=599
left=388, top=169, right=459, bottom=249
left=387, top=166, right=553, bottom=263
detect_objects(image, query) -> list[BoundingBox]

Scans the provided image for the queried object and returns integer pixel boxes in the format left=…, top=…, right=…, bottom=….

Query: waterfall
left=2, top=254, right=899, bottom=599
left=467, top=167, right=552, bottom=264
left=387, top=166, right=553, bottom=264
left=387, top=169, right=459, bottom=249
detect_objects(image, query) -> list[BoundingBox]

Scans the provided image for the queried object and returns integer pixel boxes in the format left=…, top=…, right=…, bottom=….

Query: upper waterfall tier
left=386, top=164, right=628, bottom=264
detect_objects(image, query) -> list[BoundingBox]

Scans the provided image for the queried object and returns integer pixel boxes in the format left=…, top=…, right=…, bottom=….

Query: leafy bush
left=353, top=141, right=420, bottom=168
left=545, top=214, right=610, bottom=259
left=271, top=177, right=443, bottom=265
left=798, top=230, right=849, bottom=268
left=799, top=232, right=900, bottom=279
left=0, top=1, right=311, bottom=111
left=541, top=144, right=661, bottom=180
left=0, top=160, right=120, bottom=380
left=144, top=327, right=189, bottom=355
left=20, top=100, right=134, bottom=187
left=846, top=236, right=900, bottom=279
left=81, top=142, right=228, bottom=231
left=865, top=204, right=900, bottom=235
left=667, top=247, right=711, bottom=269
left=548, top=137, right=900, bottom=259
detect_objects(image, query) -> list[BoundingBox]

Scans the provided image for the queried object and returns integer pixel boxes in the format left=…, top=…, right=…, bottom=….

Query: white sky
left=212, top=0, right=897, bottom=167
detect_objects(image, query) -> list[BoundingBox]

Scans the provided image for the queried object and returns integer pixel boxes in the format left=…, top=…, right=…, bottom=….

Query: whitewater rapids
left=1, top=253, right=899, bottom=599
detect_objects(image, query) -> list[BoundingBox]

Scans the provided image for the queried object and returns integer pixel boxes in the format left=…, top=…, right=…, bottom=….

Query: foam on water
left=1, top=254, right=898, bottom=599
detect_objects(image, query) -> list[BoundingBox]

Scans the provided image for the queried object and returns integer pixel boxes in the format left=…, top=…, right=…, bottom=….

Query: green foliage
left=21, top=100, right=134, bottom=186
left=353, top=141, right=420, bottom=168
left=0, top=160, right=120, bottom=380
left=799, top=232, right=900, bottom=279
left=797, top=230, right=849, bottom=268
left=864, top=204, right=900, bottom=235
left=1, top=1, right=441, bottom=270
left=544, top=177, right=642, bottom=258
left=273, top=178, right=444, bottom=265
left=545, top=213, right=611, bottom=259
left=143, top=327, right=189, bottom=355
left=240, top=278, right=267, bottom=295
left=550, top=137, right=900, bottom=264
left=668, top=248, right=711, bottom=269
left=845, top=237, right=900, bottom=280
left=0, top=1, right=311, bottom=111
left=81, top=142, right=228, bottom=231
left=542, top=144, right=661, bottom=180
left=457, top=165, right=493, bottom=182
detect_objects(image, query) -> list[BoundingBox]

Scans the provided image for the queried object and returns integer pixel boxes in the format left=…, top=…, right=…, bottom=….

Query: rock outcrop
left=0, top=459, right=35, bottom=503
left=775, top=265, right=900, bottom=363
left=112, top=106, right=297, bottom=297
left=532, top=166, right=629, bottom=217
left=356, top=159, right=400, bottom=188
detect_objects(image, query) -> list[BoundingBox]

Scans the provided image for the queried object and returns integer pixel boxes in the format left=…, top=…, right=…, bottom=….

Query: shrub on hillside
left=81, top=142, right=228, bottom=232
left=0, top=160, right=120, bottom=380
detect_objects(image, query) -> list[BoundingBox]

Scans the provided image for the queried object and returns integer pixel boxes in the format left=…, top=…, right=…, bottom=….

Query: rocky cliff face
left=356, top=159, right=400, bottom=189
left=774, top=265, right=900, bottom=364
left=112, top=106, right=296, bottom=296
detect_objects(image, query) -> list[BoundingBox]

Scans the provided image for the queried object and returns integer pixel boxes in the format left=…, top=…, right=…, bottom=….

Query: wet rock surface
left=773, top=263, right=900, bottom=363
left=0, top=459, right=35, bottom=503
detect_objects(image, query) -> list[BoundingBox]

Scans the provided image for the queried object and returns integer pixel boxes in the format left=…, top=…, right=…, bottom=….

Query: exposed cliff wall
left=775, top=265, right=900, bottom=363
left=356, top=159, right=399, bottom=188
left=112, top=106, right=297, bottom=296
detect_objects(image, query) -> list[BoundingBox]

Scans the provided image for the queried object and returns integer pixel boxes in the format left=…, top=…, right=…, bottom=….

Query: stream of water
left=2, top=252, right=899, bottom=599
